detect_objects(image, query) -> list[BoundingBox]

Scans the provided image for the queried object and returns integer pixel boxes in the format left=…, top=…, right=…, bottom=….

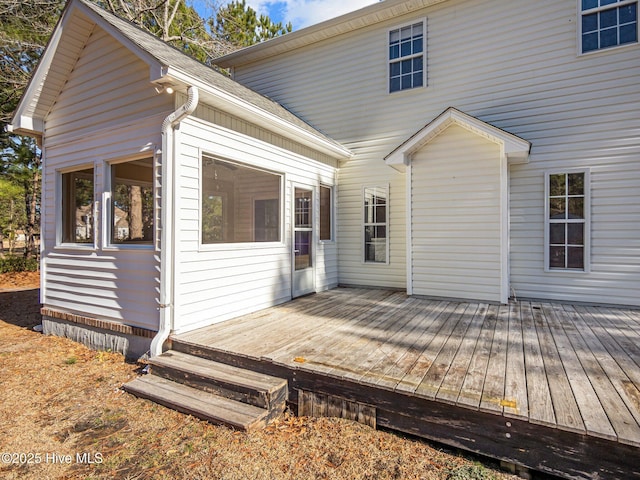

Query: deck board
left=520, top=302, right=555, bottom=427
left=504, top=303, right=528, bottom=419
left=171, top=287, right=640, bottom=478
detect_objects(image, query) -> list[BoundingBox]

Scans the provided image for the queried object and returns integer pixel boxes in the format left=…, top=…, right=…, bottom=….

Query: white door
left=292, top=186, right=315, bottom=297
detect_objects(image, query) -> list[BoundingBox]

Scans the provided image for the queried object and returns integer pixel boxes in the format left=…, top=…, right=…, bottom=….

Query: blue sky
left=189, top=0, right=377, bottom=31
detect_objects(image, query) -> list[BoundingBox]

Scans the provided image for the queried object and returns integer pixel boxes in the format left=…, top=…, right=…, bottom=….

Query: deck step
left=123, top=350, right=288, bottom=430
left=123, top=376, right=270, bottom=431
left=149, top=350, right=287, bottom=412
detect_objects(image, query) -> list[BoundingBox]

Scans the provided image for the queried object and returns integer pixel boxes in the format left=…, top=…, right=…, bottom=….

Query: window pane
left=568, top=173, right=584, bottom=195
left=583, top=31, right=599, bottom=51
left=389, top=29, right=399, bottom=43
left=400, top=26, right=412, bottom=40
left=600, top=8, right=618, bottom=28
left=202, top=156, right=281, bottom=244
left=567, top=247, right=585, bottom=269
left=582, top=13, right=599, bottom=33
left=549, top=198, right=566, bottom=219
left=390, top=77, right=401, bottom=92
left=549, top=246, right=566, bottom=268
left=320, top=186, right=331, bottom=241
left=390, top=62, right=401, bottom=77
left=550, top=223, right=566, bottom=245
left=62, top=168, right=94, bottom=243
left=364, top=226, right=387, bottom=263
left=620, top=4, right=637, bottom=23
left=413, top=72, right=424, bottom=88
left=582, top=0, right=598, bottom=10
left=568, top=223, right=584, bottom=245
left=569, top=198, right=584, bottom=219
left=549, top=174, right=566, bottom=196
left=111, top=159, right=154, bottom=244
left=400, top=40, right=412, bottom=57
left=402, top=74, right=412, bottom=90
left=620, top=22, right=638, bottom=43
left=294, top=230, right=312, bottom=270
left=600, top=0, right=619, bottom=7
left=600, top=26, right=618, bottom=47
left=412, top=37, right=423, bottom=54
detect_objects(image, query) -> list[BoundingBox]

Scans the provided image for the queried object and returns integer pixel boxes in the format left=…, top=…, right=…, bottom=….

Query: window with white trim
left=581, top=0, right=638, bottom=53
left=545, top=171, right=590, bottom=271
left=201, top=155, right=281, bottom=244
left=319, top=185, right=332, bottom=241
left=110, top=158, right=154, bottom=244
left=363, top=186, right=388, bottom=263
left=389, top=21, right=425, bottom=93
left=61, top=167, right=94, bottom=244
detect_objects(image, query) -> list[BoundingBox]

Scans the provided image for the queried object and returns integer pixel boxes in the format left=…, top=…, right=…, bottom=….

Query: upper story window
left=389, top=21, right=425, bottom=93
left=581, top=0, right=638, bottom=53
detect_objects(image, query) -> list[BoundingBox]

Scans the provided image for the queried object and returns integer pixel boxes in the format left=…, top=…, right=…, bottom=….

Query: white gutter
left=150, top=85, right=199, bottom=357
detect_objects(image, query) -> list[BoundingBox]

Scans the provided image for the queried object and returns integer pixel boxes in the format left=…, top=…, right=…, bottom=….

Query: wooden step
left=148, top=350, right=287, bottom=415
left=123, top=375, right=270, bottom=431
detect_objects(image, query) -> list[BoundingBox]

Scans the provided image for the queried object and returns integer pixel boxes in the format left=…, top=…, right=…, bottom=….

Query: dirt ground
left=0, top=272, right=518, bottom=480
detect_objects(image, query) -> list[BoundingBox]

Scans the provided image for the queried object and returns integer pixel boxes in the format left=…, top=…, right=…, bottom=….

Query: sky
left=189, top=0, right=378, bottom=31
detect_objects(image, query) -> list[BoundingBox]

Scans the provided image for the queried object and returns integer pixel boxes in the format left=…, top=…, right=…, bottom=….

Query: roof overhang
left=215, top=0, right=450, bottom=68
left=385, top=107, right=531, bottom=172
left=163, top=68, right=352, bottom=159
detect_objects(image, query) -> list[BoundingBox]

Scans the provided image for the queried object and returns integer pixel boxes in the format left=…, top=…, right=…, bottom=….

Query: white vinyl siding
left=231, top=0, right=640, bottom=306
left=41, top=26, right=173, bottom=330
left=172, top=117, right=338, bottom=333
left=411, top=125, right=502, bottom=303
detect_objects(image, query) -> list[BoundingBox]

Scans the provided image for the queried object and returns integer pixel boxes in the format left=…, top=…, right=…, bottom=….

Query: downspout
left=150, top=85, right=199, bottom=357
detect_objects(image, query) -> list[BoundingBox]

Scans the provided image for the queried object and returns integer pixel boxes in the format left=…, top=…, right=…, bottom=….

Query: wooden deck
left=172, top=287, right=640, bottom=479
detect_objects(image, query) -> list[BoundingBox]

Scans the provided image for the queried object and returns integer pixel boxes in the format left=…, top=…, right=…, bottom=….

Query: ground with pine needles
left=0, top=273, right=517, bottom=480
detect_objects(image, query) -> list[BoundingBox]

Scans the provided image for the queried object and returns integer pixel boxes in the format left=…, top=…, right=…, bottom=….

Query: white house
left=10, top=0, right=640, bottom=358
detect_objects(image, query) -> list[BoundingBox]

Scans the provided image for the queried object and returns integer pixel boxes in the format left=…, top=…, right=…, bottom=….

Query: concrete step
left=123, top=375, right=270, bottom=431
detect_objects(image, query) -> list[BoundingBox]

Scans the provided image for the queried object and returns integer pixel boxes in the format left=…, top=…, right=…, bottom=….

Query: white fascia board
left=385, top=107, right=530, bottom=170
left=8, top=6, right=68, bottom=136
left=164, top=68, right=353, bottom=160
left=216, top=0, right=450, bottom=67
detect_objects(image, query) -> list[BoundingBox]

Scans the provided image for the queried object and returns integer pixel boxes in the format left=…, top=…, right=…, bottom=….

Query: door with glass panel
left=292, top=187, right=315, bottom=297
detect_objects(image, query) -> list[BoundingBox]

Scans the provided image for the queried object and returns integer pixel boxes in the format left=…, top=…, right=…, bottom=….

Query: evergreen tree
left=213, top=0, right=292, bottom=48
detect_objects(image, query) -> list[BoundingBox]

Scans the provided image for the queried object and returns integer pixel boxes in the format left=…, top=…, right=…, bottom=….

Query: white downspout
left=150, top=86, right=199, bottom=357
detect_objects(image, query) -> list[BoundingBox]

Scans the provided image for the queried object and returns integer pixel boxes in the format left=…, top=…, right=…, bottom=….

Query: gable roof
left=215, top=0, right=449, bottom=68
left=10, top=0, right=351, bottom=159
left=385, top=107, right=531, bottom=172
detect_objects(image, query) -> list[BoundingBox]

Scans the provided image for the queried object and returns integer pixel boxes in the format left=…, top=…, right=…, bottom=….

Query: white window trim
left=319, top=184, right=335, bottom=243
left=544, top=168, right=591, bottom=273
left=198, top=153, right=286, bottom=251
left=578, top=0, right=639, bottom=56
left=103, top=155, right=155, bottom=250
left=387, top=18, right=427, bottom=94
left=362, top=184, right=390, bottom=265
left=55, top=163, right=97, bottom=250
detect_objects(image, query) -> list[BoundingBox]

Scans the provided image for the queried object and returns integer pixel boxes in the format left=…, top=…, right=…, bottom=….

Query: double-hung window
left=581, top=0, right=638, bottom=53
left=363, top=186, right=388, bottom=263
left=389, top=21, right=425, bottom=93
left=545, top=171, right=590, bottom=271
